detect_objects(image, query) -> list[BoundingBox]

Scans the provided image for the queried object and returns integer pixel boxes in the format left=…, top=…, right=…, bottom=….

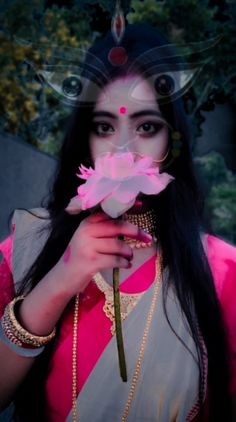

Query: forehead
left=94, top=75, right=160, bottom=110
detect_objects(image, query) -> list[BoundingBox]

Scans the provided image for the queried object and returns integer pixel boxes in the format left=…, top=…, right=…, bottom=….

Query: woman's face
left=89, top=75, right=169, bottom=166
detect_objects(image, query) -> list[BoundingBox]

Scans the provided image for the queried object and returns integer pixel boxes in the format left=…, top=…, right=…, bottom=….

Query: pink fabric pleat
left=0, top=234, right=15, bottom=317
left=207, top=235, right=236, bottom=395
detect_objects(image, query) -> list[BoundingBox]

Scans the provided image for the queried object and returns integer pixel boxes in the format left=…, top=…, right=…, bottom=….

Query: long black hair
left=14, top=24, right=232, bottom=421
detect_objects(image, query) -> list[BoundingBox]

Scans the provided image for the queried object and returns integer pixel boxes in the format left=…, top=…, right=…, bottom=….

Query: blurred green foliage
left=128, top=0, right=236, bottom=139
left=0, top=0, right=235, bottom=151
left=195, top=153, right=236, bottom=243
left=0, top=0, right=93, bottom=154
left=0, top=0, right=235, bottom=242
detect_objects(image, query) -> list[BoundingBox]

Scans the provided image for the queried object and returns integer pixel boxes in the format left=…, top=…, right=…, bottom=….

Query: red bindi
left=119, top=106, right=127, bottom=114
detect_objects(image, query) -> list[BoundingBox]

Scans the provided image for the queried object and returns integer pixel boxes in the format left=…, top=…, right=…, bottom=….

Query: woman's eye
left=137, top=122, right=163, bottom=136
left=92, top=122, right=114, bottom=136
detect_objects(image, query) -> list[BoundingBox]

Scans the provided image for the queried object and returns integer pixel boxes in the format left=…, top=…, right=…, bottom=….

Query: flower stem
left=113, top=267, right=127, bottom=382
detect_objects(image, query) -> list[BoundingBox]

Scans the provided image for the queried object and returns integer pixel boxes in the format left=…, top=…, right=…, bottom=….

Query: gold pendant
left=93, top=255, right=158, bottom=335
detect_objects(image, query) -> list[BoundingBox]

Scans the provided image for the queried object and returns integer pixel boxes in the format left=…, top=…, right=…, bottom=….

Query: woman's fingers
left=72, top=211, right=153, bottom=243
left=94, top=253, right=132, bottom=271
left=87, top=220, right=153, bottom=242
left=65, top=196, right=82, bottom=215
left=86, top=211, right=111, bottom=223
left=93, top=238, right=133, bottom=259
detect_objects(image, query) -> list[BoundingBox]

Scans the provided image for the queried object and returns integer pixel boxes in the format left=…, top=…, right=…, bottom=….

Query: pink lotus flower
left=66, top=152, right=174, bottom=218
left=65, top=151, right=174, bottom=381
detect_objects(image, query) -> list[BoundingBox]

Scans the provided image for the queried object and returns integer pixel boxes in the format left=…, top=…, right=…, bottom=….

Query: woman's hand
left=56, top=211, right=152, bottom=297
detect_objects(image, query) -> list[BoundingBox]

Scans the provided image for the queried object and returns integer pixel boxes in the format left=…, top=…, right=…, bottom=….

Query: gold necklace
left=93, top=263, right=159, bottom=335
left=123, top=209, right=157, bottom=249
left=72, top=255, right=163, bottom=422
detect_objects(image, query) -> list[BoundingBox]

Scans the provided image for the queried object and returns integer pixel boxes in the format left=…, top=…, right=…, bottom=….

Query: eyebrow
left=92, top=110, right=164, bottom=119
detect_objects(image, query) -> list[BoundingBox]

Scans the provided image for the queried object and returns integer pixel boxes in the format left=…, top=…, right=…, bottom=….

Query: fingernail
left=139, top=230, right=153, bottom=242
left=65, top=206, right=81, bottom=215
left=135, top=199, right=143, bottom=207
left=124, top=252, right=133, bottom=259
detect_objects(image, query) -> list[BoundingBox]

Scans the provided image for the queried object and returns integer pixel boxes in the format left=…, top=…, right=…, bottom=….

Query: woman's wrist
left=17, top=263, right=75, bottom=337
left=55, top=251, right=93, bottom=297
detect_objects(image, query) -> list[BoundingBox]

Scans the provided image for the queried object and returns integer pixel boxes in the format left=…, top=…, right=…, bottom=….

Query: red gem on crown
left=108, top=46, right=128, bottom=66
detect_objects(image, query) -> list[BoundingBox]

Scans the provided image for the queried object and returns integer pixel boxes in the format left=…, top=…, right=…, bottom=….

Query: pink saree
left=0, top=208, right=236, bottom=421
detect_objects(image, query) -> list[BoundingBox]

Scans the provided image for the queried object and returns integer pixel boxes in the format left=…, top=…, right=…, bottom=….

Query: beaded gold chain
left=72, top=295, right=79, bottom=422
left=124, top=209, right=157, bottom=234
left=72, top=255, right=162, bottom=422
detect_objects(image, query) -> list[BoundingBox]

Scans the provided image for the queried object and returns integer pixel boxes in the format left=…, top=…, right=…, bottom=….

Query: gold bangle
left=3, top=296, right=56, bottom=347
left=1, top=317, right=23, bottom=346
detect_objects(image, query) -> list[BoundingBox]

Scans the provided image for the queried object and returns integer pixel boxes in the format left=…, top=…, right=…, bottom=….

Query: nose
left=112, top=123, right=135, bottom=153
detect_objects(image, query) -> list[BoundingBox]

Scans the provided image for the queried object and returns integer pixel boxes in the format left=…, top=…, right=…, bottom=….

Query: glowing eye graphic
left=129, top=64, right=204, bottom=104
left=62, top=75, right=83, bottom=98
left=28, top=63, right=108, bottom=106
left=154, top=74, right=175, bottom=96
left=14, top=36, right=220, bottom=109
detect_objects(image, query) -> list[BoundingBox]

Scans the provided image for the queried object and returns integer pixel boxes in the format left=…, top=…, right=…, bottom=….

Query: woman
left=0, top=23, right=236, bottom=421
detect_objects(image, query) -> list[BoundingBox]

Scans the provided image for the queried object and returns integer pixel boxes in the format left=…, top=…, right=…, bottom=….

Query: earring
left=153, top=130, right=182, bottom=164
left=152, top=148, right=170, bottom=163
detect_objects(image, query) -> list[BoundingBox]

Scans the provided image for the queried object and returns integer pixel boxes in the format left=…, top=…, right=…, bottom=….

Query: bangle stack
left=0, top=296, right=56, bottom=357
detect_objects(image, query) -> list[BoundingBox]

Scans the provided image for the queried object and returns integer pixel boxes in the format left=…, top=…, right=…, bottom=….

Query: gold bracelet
left=2, top=296, right=56, bottom=347
left=1, top=317, right=23, bottom=346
